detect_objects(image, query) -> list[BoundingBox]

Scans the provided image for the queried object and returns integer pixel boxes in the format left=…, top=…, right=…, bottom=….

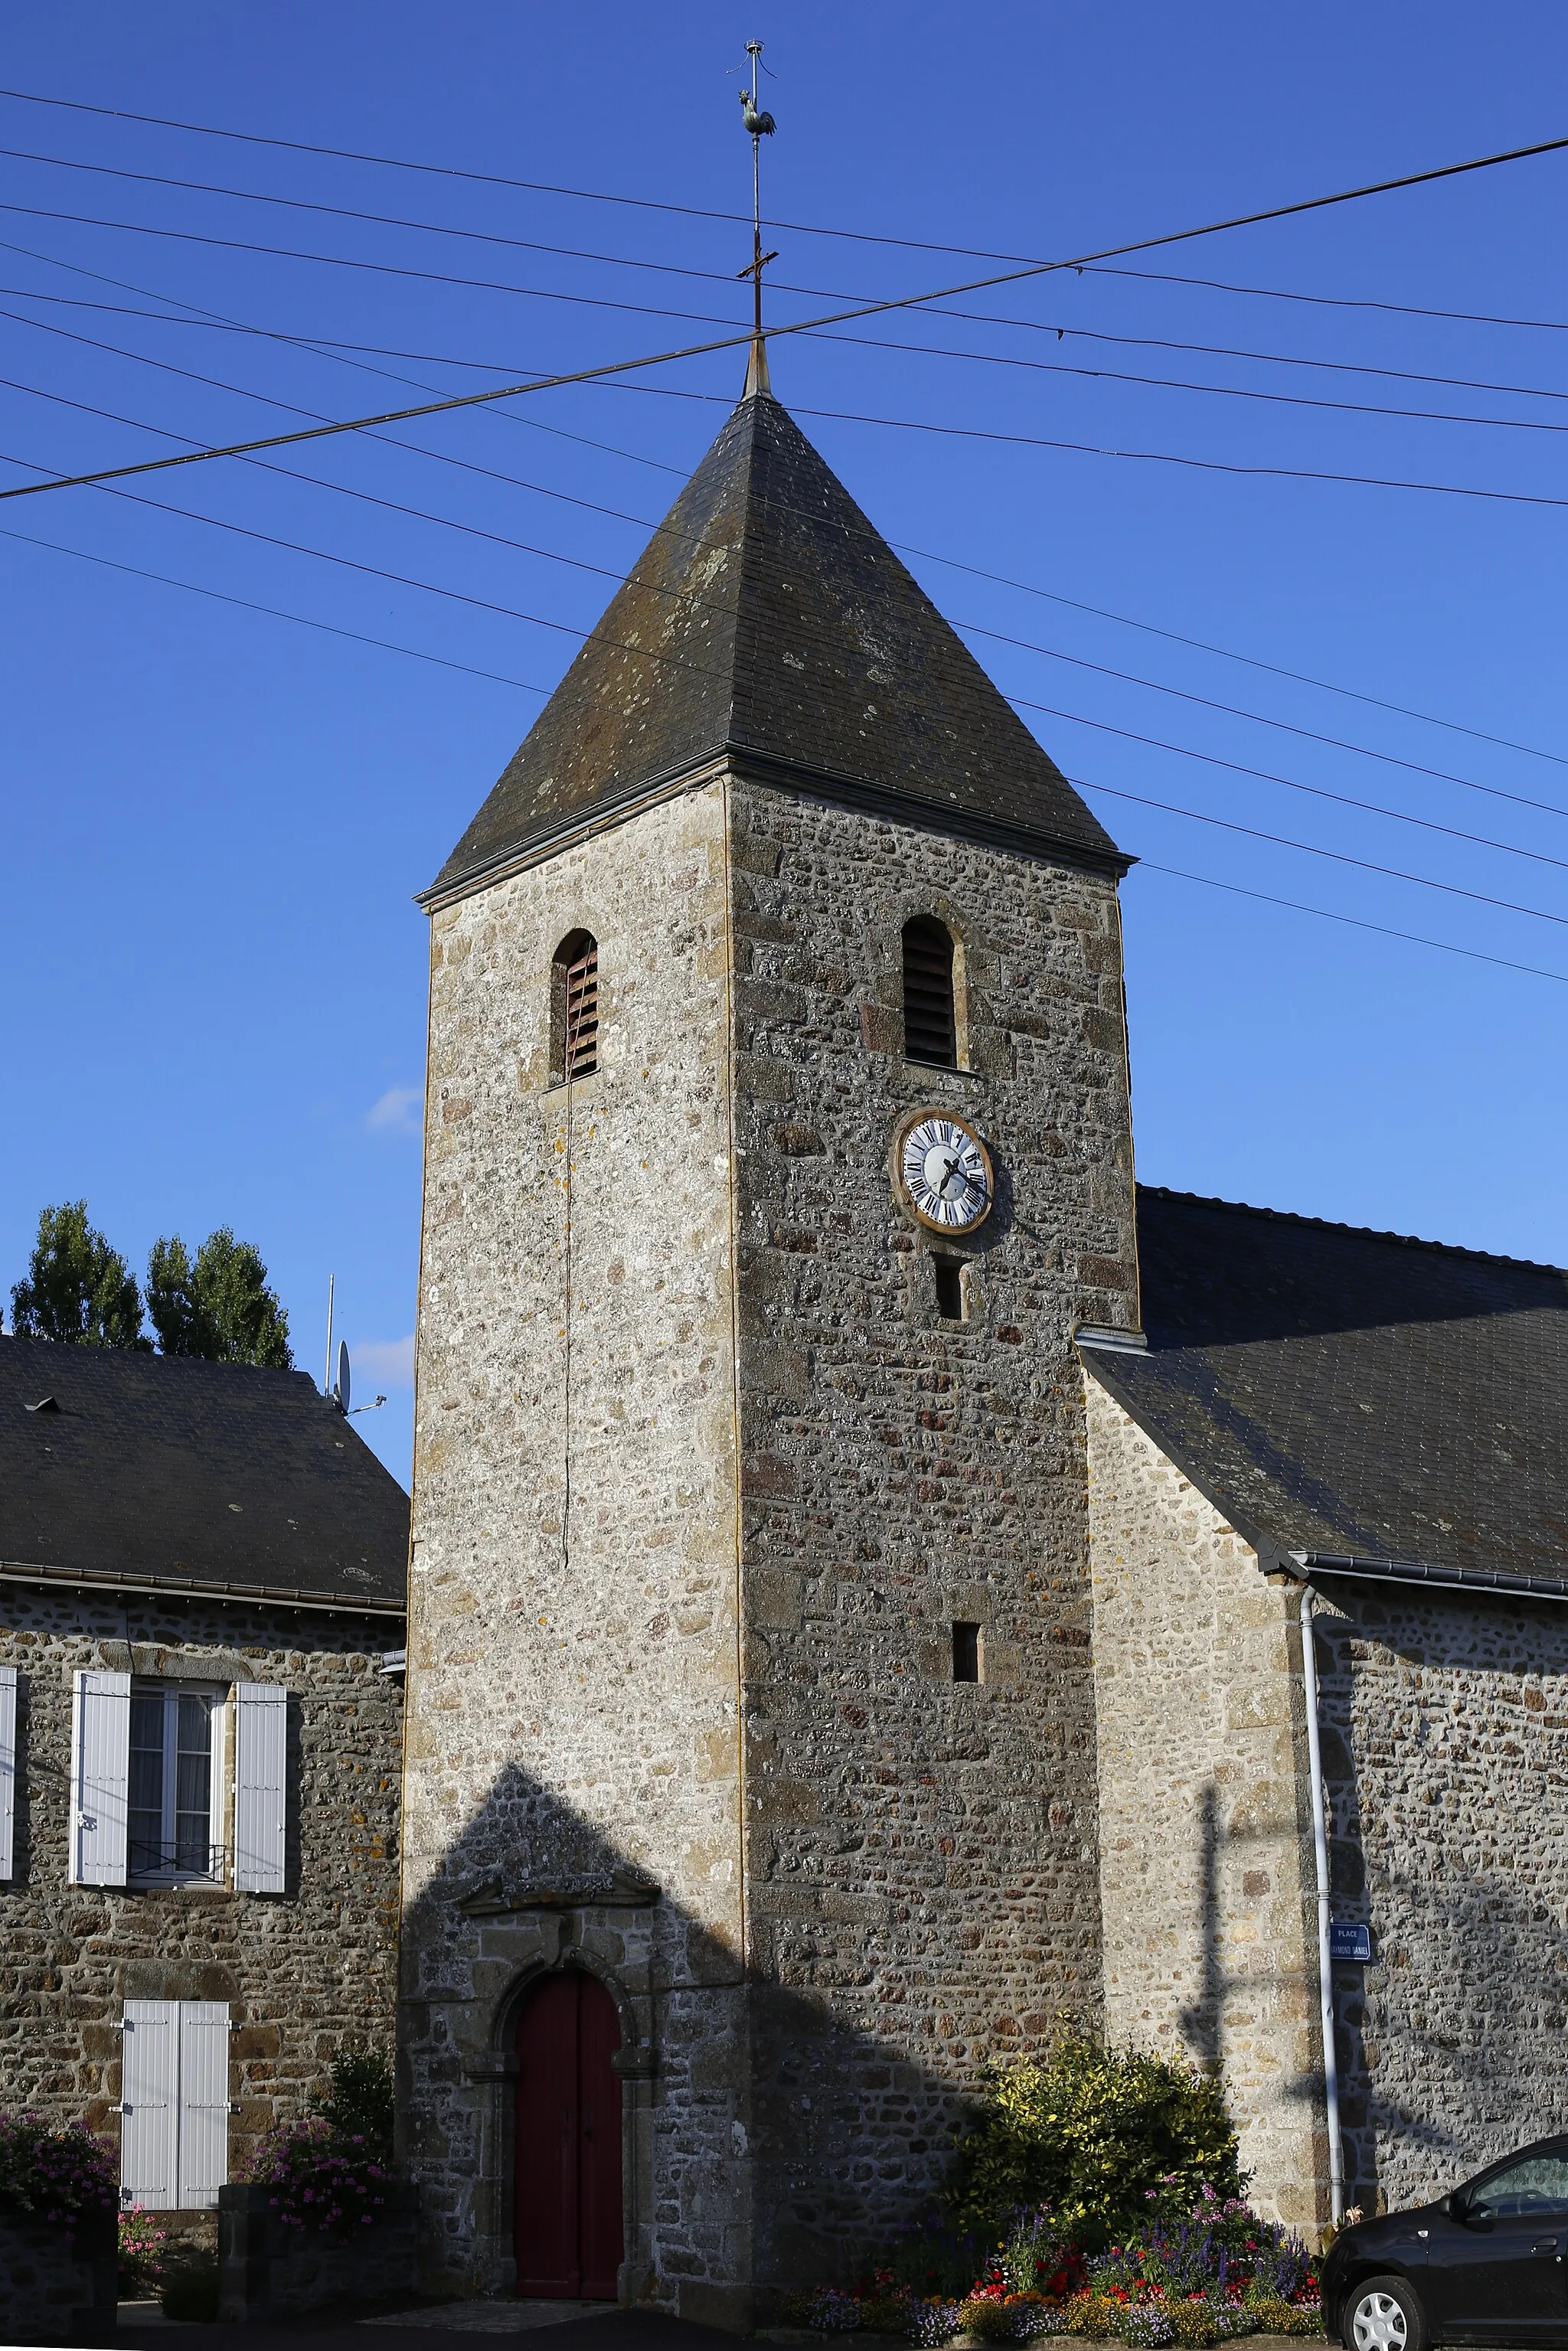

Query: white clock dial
left=894, top=1111, right=994, bottom=1233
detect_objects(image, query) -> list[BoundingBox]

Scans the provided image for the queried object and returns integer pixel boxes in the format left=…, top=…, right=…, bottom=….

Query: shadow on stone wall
left=398, top=1758, right=1056, bottom=2310
left=1315, top=1598, right=1568, bottom=2217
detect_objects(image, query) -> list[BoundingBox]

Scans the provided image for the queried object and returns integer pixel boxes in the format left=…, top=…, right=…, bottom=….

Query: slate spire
left=424, top=386, right=1124, bottom=903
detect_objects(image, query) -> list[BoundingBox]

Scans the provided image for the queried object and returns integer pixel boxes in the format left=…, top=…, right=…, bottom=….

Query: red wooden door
left=514, top=1972, right=623, bottom=2299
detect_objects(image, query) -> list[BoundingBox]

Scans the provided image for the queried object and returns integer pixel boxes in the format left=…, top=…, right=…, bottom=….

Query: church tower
left=399, top=373, right=1140, bottom=2324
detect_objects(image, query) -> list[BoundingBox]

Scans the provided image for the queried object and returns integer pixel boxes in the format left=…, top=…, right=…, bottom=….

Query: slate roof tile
left=427, top=389, right=1122, bottom=900
left=1089, top=1187, right=1568, bottom=1577
left=0, top=1336, right=409, bottom=1608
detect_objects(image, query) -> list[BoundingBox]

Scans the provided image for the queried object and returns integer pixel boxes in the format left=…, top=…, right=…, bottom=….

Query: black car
left=1322, top=2137, right=1568, bottom=2349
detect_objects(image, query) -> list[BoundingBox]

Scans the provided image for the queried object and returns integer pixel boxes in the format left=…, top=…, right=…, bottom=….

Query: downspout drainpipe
left=1299, top=1582, right=1345, bottom=2225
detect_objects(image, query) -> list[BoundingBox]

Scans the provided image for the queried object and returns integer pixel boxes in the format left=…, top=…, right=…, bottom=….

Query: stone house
left=399, top=358, right=1567, bottom=2320
left=0, top=1333, right=409, bottom=2214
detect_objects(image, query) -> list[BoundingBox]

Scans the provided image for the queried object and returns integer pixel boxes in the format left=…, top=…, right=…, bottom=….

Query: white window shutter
left=176, top=2003, right=231, bottom=2209
left=232, top=1681, right=287, bottom=1893
left=70, top=1669, right=130, bottom=1886
left=0, top=1667, right=16, bottom=1879
left=120, top=2001, right=178, bottom=2209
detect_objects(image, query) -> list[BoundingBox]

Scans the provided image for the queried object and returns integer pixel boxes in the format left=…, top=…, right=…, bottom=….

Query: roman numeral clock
left=893, top=1109, right=994, bottom=1233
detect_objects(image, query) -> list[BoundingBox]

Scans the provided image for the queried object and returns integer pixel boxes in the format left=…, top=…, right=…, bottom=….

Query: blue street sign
left=1330, top=1922, right=1374, bottom=1962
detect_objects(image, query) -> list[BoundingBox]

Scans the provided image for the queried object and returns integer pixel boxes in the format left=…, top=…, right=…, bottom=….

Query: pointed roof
left=423, top=389, right=1125, bottom=905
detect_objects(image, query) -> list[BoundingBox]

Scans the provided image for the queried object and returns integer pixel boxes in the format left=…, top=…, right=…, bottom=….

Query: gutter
left=0, top=1556, right=407, bottom=1620
left=1298, top=1583, right=1346, bottom=2229
left=1292, top=1549, right=1568, bottom=1605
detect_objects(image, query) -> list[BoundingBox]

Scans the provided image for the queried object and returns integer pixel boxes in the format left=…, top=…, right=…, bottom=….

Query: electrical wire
left=1093, top=263, right=1568, bottom=335
left=11, top=81, right=1568, bottom=325
left=5, top=123, right=1568, bottom=503
left=942, top=609, right=1568, bottom=820
left=8, top=514, right=1565, bottom=986
left=892, top=537, right=1568, bottom=772
left=11, top=388, right=1568, bottom=914
left=0, top=516, right=552, bottom=693
left=12, top=144, right=1568, bottom=417
left=8, top=193, right=1568, bottom=446
left=1073, top=776, right=1568, bottom=929
left=11, top=331, right=1568, bottom=859
left=1007, top=687, right=1568, bottom=864
left=1135, top=864, right=1568, bottom=985
left=15, top=260, right=1568, bottom=420
left=8, top=234, right=1563, bottom=781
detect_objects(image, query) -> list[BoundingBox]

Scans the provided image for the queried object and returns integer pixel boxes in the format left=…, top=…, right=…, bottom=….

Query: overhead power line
left=6, top=515, right=1564, bottom=993
left=8, top=81, right=1568, bottom=344
left=1094, top=263, right=1568, bottom=335
left=13, top=241, right=1568, bottom=458
left=9, top=191, right=1568, bottom=447
left=8, top=240, right=1563, bottom=782
left=4, top=124, right=1568, bottom=504
left=1072, top=777, right=1568, bottom=931
left=0, top=517, right=553, bottom=692
left=11, top=334, right=1568, bottom=852
left=1137, top=864, right=1568, bottom=985
left=11, top=275, right=1568, bottom=416
left=14, top=141, right=1568, bottom=389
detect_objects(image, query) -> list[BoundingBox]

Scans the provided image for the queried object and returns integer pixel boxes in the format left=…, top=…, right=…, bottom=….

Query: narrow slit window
left=552, top=930, right=599, bottom=1082
left=952, top=1622, right=982, bottom=1684
left=933, top=1259, right=965, bottom=1321
left=903, top=916, right=958, bottom=1067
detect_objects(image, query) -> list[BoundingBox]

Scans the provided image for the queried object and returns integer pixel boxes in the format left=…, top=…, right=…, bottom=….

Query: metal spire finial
left=737, top=39, right=778, bottom=397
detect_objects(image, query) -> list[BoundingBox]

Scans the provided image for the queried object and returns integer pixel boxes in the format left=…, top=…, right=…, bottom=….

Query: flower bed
left=243, top=2112, right=397, bottom=2232
left=0, top=2111, right=117, bottom=2230
left=780, top=2189, right=1323, bottom=2346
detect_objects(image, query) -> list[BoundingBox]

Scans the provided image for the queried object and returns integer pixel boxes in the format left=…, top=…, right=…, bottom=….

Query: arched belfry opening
left=902, top=915, right=959, bottom=1067
left=513, top=1970, right=623, bottom=2299
left=550, top=930, right=599, bottom=1083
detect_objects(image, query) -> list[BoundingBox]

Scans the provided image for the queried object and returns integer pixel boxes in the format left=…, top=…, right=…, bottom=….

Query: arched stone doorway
left=514, top=1971, right=623, bottom=2298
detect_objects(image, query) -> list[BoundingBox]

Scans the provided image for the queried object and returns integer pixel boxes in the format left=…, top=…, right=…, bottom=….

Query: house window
left=129, top=1684, right=224, bottom=1882
left=552, top=929, right=599, bottom=1082
left=120, top=2000, right=231, bottom=2211
left=70, top=1670, right=288, bottom=1892
left=903, top=916, right=958, bottom=1067
left=933, top=1258, right=965, bottom=1321
left=952, top=1621, right=982, bottom=1683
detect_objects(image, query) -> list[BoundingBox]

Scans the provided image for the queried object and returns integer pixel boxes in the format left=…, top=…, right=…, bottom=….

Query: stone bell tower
left=399, top=366, right=1139, bottom=2325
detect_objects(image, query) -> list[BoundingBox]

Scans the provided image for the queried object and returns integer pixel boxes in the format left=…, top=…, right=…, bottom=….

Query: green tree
left=145, top=1229, right=292, bottom=1367
left=9, top=1201, right=146, bottom=1347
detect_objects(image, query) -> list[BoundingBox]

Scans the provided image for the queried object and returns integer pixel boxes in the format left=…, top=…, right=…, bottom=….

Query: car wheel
left=1344, top=2275, right=1427, bottom=2351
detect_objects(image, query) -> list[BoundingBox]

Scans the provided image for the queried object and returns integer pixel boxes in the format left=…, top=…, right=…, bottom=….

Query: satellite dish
left=335, top=1340, right=351, bottom=1416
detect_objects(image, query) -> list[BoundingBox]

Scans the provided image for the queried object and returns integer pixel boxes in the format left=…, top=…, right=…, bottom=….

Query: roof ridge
left=1137, top=1183, right=1567, bottom=1280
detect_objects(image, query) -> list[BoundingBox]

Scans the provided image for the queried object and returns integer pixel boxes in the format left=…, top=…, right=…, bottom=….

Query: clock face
left=894, top=1110, right=994, bottom=1233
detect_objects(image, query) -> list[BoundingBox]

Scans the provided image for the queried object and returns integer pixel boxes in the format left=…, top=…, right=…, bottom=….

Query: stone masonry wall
left=1312, top=1582, right=1568, bottom=2215
left=728, top=782, right=1140, bottom=2290
left=401, top=779, right=746, bottom=2316
left=1085, top=1376, right=1327, bottom=2230
left=0, top=1582, right=403, bottom=2185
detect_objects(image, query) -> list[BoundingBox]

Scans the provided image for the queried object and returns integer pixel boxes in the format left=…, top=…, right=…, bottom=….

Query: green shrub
left=311, top=2044, right=395, bottom=2154
left=949, top=2039, right=1246, bottom=2242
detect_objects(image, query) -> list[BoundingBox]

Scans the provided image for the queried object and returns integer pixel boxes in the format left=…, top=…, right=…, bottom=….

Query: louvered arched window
left=902, top=916, right=958, bottom=1068
left=551, top=929, right=599, bottom=1082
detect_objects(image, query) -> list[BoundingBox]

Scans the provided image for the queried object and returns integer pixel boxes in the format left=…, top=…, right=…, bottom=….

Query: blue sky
left=3, top=2, right=1566, bottom=1484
